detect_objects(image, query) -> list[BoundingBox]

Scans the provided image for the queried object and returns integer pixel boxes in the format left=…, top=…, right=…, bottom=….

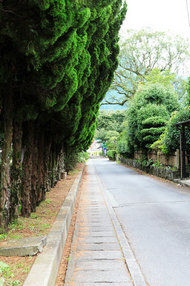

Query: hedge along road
left=92, top=157, right=190, bottom=286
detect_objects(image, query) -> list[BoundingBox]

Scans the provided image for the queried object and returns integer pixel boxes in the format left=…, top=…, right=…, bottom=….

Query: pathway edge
left=23, top=164, right=85, bottom=286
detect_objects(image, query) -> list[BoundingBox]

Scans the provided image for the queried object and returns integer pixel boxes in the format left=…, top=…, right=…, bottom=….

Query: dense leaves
left=125, top=83, right=180, bottom=153
left=152, top=78, right=190, bottom=154
left=0, top=0, right=126, bottom=229
left=158, top=108, right=190, bottom=154
left=95, top=110, right=126, bottom=150
left=103, top=29, right=190, bottom=106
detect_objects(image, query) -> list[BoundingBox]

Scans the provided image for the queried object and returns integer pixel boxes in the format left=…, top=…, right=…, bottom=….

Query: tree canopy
left=0, top=0, right=127, bottom=230
left=103, top=29, right=190, bottom=106
left=125, top=83, right=180, bottom=153
left=95, top=110, right=126, bottom=142
left=152, top=78, right=190, bottom=154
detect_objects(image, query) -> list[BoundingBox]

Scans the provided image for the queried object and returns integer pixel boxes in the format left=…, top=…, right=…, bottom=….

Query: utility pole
left=186, top=0, right=190, bottom=29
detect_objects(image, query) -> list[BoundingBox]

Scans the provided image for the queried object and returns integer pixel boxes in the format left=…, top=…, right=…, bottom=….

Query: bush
left=65, top=151, right=89, bottom=172
left=155, top=108, right=190, bottom=154
left=117, top=140, right=129, bottom=154
left=81, top=152, right=89, bottom=161
left=126, top=83, right=180, bottom=153
left=107, top=150, right=116, bottom=160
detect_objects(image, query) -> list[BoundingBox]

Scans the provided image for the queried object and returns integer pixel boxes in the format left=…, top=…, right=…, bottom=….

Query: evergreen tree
left=126, top=83, right=180, bottom=154
left=0, top=0, right=126, bottom=229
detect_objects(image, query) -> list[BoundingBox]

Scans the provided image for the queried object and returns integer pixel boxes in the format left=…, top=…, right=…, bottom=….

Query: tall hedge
left=126, top=83, right=180, bottom=154
left=0, top=0, right=126, bottom=230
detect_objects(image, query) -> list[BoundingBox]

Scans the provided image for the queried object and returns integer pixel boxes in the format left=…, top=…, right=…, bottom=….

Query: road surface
left=92, top=157, right=190, bottom=286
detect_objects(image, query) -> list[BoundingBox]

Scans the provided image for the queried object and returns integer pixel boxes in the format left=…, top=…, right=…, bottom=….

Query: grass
left=9, top=234, right=23, bottom=240
left=0, top=233, right=8, bottom=240
left=0, top=261, right=21, bottom=286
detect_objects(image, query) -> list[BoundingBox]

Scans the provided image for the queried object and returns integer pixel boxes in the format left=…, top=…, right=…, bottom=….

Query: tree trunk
left=44, top=137, right=51, bottom=193
left=37, top=133, right=45, bottom=204
left=21, top=121, right=33, bottom=217
left=31, top=131, right=38, bottom=212
left=57, top=146, right=65, bottom=180
left=50, top=144, right=57, bottom=188
left=0, top=94, right=13, bottom=231
left=10, top=120, right=22, bottom=221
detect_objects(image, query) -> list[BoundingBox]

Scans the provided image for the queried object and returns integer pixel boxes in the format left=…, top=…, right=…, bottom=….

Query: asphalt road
left=92, top=157, right=190, bottom=286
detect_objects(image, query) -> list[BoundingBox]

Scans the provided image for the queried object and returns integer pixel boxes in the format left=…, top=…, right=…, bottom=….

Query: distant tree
left=154, top=108, right=190, bottom=155
left=152, top=80, right=190, bottom=154
left=95, top=110, right=125, bottom=142
left=126, top=83, right=180, bottom=153
left=138, top=104, right=169, bottom=149
left=186, top=77, right=190, bottom=106
left=103, top=29, right=190, bottom=105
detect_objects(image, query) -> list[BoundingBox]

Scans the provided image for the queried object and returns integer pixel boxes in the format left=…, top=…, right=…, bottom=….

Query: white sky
left=120, top=0, right=190, bottom=39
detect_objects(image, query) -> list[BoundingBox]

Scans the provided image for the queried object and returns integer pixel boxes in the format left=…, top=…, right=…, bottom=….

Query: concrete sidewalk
left=64, top=162, right=140, bottom=286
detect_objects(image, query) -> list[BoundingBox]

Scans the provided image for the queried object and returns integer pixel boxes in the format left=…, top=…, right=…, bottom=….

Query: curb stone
left=173, top=179, right=190, bottom=188
left=0, top=236, right=47, bottom=257
left=23, top=165, right=85, bottom=286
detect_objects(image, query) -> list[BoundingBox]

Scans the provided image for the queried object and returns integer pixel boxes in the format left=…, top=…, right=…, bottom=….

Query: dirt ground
left=0, top=163, right=84, bottom=286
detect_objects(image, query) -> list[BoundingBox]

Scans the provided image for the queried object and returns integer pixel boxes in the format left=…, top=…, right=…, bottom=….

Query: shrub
left=107, top=150, right=116, bottom=160
left=126, top=83, right=179, bottom=153
left=154, top=108, right=190, bottom=154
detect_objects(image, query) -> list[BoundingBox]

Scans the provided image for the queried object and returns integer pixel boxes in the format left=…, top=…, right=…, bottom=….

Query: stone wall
left=120, top=156, right=180, bottom=180
left=134, top=150, right=180, bottom=168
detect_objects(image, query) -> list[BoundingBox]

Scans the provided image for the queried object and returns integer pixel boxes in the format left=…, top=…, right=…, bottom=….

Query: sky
left=120, top=0, right=190, bottom=39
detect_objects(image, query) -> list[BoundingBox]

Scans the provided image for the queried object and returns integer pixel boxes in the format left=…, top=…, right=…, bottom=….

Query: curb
left=173, top=179, right=190, bottom=188
left=119, top=160, right=190, bottom=189
left=23, top=165, right=85, bottom=286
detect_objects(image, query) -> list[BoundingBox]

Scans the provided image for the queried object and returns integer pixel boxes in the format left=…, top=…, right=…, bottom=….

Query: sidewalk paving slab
left=64, top=163, right=134, bottom=286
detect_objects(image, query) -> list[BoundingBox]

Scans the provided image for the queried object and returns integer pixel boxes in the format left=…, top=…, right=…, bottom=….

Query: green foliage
left=156, top=108, right=190, bottom=154
left=64, top=151, right=88, bottom=172
left=134, top=83, right=179, bottom=113
left=104, top=28, right=190, bottom=106
left=125, top=83, right=180, bottom=153
left=117, top=139, right=130, bottom=154
left=146, top=69, right=188, bottom=102
left=145, top=69, right=177, bottom=87
left=141, top=159, right=153, bottom=168
left=82, top=152, right=89, bottom=161
left=107, top=150, right=116, bottom=160
left=95, top=110, right=126, bottom=146
left=116, top=120, right=131, bottom=155
left=187, top=77, right=190, bottom=106
left=0, top=0, right=126, bottom=146
left=0, top=261, right=21, bottom=286
left=138, top=104, right=169, bottom=148
left=0, top=0, right=127, bottom=225
left=106, top=134, right=118, bottom=150
left=152, top=160, right=163, bottom=167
